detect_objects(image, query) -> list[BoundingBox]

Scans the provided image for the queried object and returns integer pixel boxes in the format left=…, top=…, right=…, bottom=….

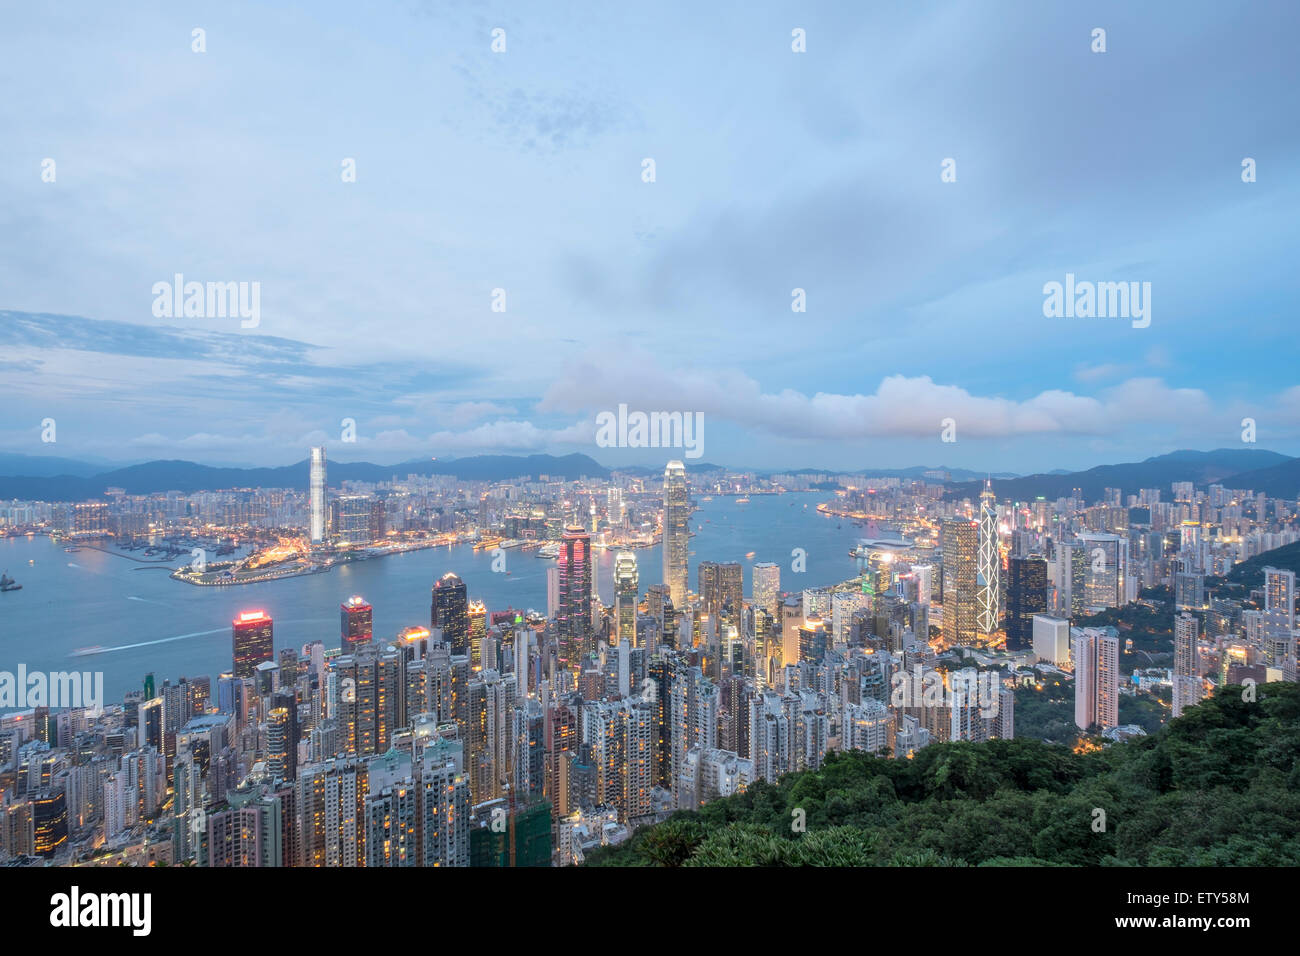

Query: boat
left=735, top=496, right=750, bottom=504
left=0, top=572, right=21, bottom=592
left=745, top=551, right=755, bottom=559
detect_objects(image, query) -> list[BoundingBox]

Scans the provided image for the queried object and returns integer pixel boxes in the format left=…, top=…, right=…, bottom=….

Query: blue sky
left=1, top=1, right=1298, bottom=472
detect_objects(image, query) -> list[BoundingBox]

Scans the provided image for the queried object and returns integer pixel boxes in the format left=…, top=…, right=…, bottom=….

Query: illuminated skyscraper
left=614, top=551, right=639, bottom=646
left=309, top=446, right=327, bottom=545
left=340, top=596, right=373, bottom=652
left=1172, top=612, right=1202, bottom=718
left=662, top=461, right=689, bottom=608
left=976, top=480, right=1000, bottom=640
left=941, top=519, right=979, bottom=647
left=698, top=561, right=742, bottom=622
left=468, top=600, right=488, bottom=670
left=752, top=562, right=780, bottom=618
left=232, top=610, right=274, bottom=680
left=431, top=572, right=469, bottom=655
left=558, top=527, right=593, bottom=664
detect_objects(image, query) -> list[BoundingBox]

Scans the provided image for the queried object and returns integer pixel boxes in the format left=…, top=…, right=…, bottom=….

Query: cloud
left=540, top=353, right=1217, bottom=442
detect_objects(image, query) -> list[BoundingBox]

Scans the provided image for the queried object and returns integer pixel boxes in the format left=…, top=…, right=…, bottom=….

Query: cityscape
left=0, top=0, right=1295, bottom=932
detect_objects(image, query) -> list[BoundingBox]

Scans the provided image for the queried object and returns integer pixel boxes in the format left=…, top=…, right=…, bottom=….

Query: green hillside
left=585, top=683, right=1300, bottom=867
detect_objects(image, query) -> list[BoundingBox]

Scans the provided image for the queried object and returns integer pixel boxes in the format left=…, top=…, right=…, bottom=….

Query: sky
left=1, top=0, right=1298, bottom=474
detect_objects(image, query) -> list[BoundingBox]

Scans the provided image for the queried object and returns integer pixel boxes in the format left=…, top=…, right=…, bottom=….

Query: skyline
left=3, top=2, right=1300, bottom=471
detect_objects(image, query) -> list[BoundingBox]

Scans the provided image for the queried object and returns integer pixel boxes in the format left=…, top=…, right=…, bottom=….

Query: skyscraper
left=941, top=519, right=979, bottom=647
left=614, top=551, right=639, bottom=646
left=1006, top=556, right=1047, bottom=651
left=976, top=480, right=1000, bottom=640
left=340, top=596, right=373, bottom=652
left=698, top=561, right=743, bottom=622
left=558, top=527, right=593, bottom=664
left=468, top=600, right=488, bottom=670
left=1172, top=612, right=1201, bottom=718
left=431, top=572, right=469, bottom=655
left=662, top=461, right=689, bottom=608
left=309, top=446, right=327, bottom=545
left=752, top=562, right=780, bottom=618
left=232, top=610, right=274, bottom=680
left=1074, top=627, right=1119, bottom=732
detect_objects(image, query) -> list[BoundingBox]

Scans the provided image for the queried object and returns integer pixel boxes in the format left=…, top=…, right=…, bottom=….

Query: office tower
left=340, top=596, right=373, bottom=652
left=546, top=695, right=581, bottom=818
left=662, top=460, right=689, bottom=608
left=752, top=562, right=780, bottom=618
left=558, top=527, right=593, bottom=665
left=976, top=480, right=1000, bottom=639
left=1032, top=614, right=1071, bottom=666
left=1006, top=556, right=1048, bottom=651
left=1074, top=628, right=1119, bottom=732
left=1172, top=612, right=1202, bottom=718
left=942, top=519, right=979, bottom=646
left=1074, top=533, right=1128, bottom=610
left=468, top=601, right=488, bottom=670
left=309, top=446, right=327, bottom=545
left=798, top=617, right=829, bottom=665
left=232, top=610, right=274, bottom=680
left=335, top=644, right=402, bottom=758
left=614, top=551, right=639, bottom=646
left=546, top=566, right=560, bottom=620
left=1174, top=571, right=1206, bottom=612
left=698, top=561, right=743, bottom=621
left=329, top=494, right=383, bottom=545
left=431, top=572, right=469, bottom=655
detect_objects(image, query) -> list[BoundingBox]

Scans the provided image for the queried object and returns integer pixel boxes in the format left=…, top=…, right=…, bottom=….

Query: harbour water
left=0, top=492, right=864, bottom=706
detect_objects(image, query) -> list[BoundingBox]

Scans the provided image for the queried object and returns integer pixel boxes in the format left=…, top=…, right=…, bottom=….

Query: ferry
left=0, top=572, right=21, bottom=592
left=735, top=496, right=750, bottom=504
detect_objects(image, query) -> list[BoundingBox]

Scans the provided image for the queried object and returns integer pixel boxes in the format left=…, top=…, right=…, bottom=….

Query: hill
left=1225, top=540, right=1300, bottom=589
left=584, top=682, right=1300, bottom=867
left=0, top=453, right=610, bottom=500
left=945, top=449, right=1291, bottom=503
left=1213, top=456, right=1300, bottom=499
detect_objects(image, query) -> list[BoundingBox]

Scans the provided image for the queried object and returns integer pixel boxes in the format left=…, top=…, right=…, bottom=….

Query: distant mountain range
left=0, top=453, right=612, bottom=500
left=0, top=447, right=1295, bottom=502
left=945, top=449, right=1295, bottom=502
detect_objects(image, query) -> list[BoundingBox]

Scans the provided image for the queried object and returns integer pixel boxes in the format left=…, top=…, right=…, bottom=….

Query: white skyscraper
left=1074, top=627, right=1119, bottom=732
left=309, top=446, right=327, bottom=544
left=752, top=562, right=780, bottom=618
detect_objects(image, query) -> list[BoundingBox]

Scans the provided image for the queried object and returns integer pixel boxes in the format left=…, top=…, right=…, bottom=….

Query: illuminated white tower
left=309, top=446, right=327, bottom=545
left=614, top=551, right=639, bottom=646
left=976, top=479, right=1000, bottom=639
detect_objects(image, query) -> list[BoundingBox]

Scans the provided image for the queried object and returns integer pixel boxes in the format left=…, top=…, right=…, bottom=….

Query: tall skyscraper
left=558, top=527, right=593, bottom=664
left=232, top=610, right=274, bottom=680
left=698, top=561, right=743, bottom=623
left=468, top=600, right=488, bottom=670
left=1172, top=612, right=1202, bottom=718
left=752, top=562, right=780, bottom=618
left=431, top=572, right=469, bottom=655
left=1074, top=627, right=1119, bottom=731
left=340, top=596, right=373, bottom=652
left=614, top=551, right=639, bottom=646
left=1006, top=556, right=1047, bottom=651
left=309, top=446, right=327, bottom=545
left=662, top=461, right=689, bottom=608
left=942, top=519, right=979, bottom=647
left=976, top=480, right=1000, bottom=640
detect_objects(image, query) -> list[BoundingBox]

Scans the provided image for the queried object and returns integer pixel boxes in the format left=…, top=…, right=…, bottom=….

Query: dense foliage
left=584, top=683, right=1300, bottom=867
